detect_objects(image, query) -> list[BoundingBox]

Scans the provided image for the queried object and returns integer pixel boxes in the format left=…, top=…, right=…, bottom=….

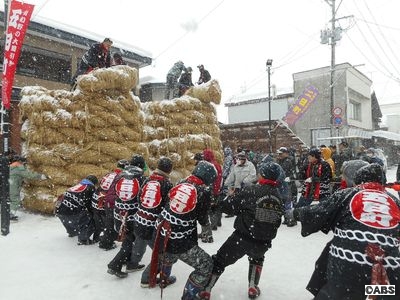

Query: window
left=0, top=43, right=72, bottom=84
left=349, top=101, right=361, bottom=121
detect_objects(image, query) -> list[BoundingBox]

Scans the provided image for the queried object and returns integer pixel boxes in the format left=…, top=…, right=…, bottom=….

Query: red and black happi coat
left=133, top=171, right=173, bottom=240
left=296, top=183, right=400, bottom=295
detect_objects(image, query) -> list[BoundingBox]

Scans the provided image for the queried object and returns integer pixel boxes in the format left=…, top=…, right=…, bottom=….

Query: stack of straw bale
left=143, top=79, right=223, bottom=182
left=19, top=66, right=147, bottom=213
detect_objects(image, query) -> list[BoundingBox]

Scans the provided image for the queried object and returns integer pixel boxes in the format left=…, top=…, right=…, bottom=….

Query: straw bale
left=66, top=163, right=109, bottom=179
left=73, top=149, right=113, bottom=164
left=123, top=141, right=147, bottom=154
left=27, top=149, right=67, bottom=167
left=57, top=127, right=87, bottom=143
left=77, top=65, right=138, bottom=92
left=143, top=126, right=168, bottom=140
left=150, top=114, right=173, bottom=127
left=49, top=89, right=73, bottom=101
left=87, top=111, right=125, bottom=127
left=23, top=195, right=56, bottom=215
left=174, top=97, right=200, bottom=111
left=186, top=79, right=221, bottom=104
left=148, top=140, right=161, bottom=156
left=118, top=126, right=143, bottom=141
left=198, top=102, right=217, bottom=114
left=52, top=143, right=83, bottom=160
left=101, top=162, right=117, bottom=172
left=169, top=112, right=192, bottom=125
left=165, top=125, right=187, bottom=137
left=120, top=95, right=141, bottom=112
left=91, top=141, right=132, bottom=159
left=120, top=110, right=139, bottom=126
left=158, top=138, right=183, bottom=155
left=33, top=165, right=77, bottom=186
left=26, top=127, right=65, bottom=145
left=182, top=110, right=207, bottom=124
left=91, top=127, right=125, bottom=142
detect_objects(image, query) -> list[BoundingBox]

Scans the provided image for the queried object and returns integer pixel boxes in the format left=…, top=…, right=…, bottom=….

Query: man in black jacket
left=130, top=157, right=175, bottom=285
left=199, top=161, right=284, bottom=300
left=288, top=163, right=400, bottom=300
left=148, top=161, right=217, bottom=300
left=56, top=175, right=98, bottom=245
left=106, top=165, right=147, bottom=278
left=71, top=38, right=113, bottom=88
left=296, top=148, right=332, bottom=208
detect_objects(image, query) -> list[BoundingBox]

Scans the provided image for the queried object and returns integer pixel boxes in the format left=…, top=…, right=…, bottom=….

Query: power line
left=353, top=0, right=400, bottom=78
left=361, top=0, right=400, bottom=68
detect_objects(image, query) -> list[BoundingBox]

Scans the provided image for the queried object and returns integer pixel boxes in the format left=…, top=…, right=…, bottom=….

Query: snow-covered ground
left=0, top=167, right=398, bottom=300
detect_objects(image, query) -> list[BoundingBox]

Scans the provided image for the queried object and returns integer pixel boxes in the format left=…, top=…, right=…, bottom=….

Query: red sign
left=1, top=0, right=35, bottom=109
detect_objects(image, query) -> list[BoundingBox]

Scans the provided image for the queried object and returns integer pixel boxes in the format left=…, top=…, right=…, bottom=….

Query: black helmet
left=259, top=162, right=280, bottom=181
left=122, top=165, right=143, bottom=178
left=86, top=175, right=98, bottom=186
left=117, top=159, right=129, bottom=169
left=354, top=163, right=385, bottom=185
left=157, top=157, right=173, bottom=173
left=130, top=154, right=146, bottom=169
left=308, top=148, right=321, bottom=159
left=192, top=161, right=217, bottom=185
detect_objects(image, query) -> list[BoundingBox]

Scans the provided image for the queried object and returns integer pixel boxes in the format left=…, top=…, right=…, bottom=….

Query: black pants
left=212, top=230, right=270, bottom=275
left=58, top=211, right=94, bottom=241
left=92, top=209, right=106, bottom=242
left=108, top=230, right=135, bottom=271
left=99, top=207, right=117, bottom=248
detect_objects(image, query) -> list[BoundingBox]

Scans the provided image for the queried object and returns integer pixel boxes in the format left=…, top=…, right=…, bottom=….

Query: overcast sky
left=2, top=0, right=400, bottom=123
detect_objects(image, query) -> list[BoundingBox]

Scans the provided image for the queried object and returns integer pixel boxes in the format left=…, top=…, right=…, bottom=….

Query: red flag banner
left=284, top=85, right=319, bottom=125
left=1, top=0, right=35, bottom=109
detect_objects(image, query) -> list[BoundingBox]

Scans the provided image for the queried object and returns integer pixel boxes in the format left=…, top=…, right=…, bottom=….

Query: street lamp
left=266, top=59, right=273, bottom=153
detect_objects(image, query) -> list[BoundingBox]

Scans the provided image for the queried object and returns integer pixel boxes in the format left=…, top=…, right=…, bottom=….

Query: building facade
left=292, top=62, right=378, bottom=146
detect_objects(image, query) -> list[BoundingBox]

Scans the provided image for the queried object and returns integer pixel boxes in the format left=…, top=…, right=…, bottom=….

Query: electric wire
left=361, top=0, right=400, bottom=68
left=353, top=0, right=400, bottom=79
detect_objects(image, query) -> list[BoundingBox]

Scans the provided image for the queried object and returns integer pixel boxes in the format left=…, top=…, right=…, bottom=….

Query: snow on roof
left=30, top=14, right=153, bottom=58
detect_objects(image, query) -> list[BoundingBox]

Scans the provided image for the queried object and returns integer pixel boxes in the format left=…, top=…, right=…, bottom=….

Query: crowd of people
left=35, top=141, right=397, bottom=300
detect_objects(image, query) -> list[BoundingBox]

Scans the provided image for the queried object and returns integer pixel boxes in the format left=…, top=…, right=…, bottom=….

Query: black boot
left=159, top=264, right=177, bottom=288
left=248, top=263, right=262, bottom=299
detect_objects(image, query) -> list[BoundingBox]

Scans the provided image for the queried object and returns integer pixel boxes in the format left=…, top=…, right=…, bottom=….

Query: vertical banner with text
left=284, top=85, right=319, bottom=126
left=1, top=0, right=34, bottom=109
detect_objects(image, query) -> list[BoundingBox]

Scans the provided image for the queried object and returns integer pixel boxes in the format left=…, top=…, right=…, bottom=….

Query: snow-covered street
left=0, top=167, right=397, bottom=300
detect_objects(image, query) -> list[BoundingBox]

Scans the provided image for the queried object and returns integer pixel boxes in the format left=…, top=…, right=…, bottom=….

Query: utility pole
left=329, top=0, right=336, bottom=138
left=321, top=1, right=353, bottom=141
